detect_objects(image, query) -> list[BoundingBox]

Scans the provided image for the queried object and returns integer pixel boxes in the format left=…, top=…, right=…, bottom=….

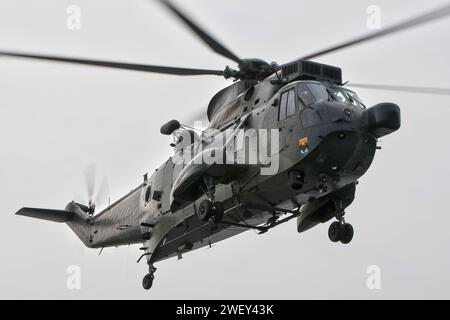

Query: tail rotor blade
left=83, top=164, right=97, bottom=203
left=95, top=174, right=111, bottom=209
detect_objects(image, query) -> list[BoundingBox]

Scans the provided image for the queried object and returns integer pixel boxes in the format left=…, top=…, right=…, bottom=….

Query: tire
left=197, top=199, right=213, bottom=222
left=212, top=202, right=224, bottom=223
left=340, top=223, right=354, bottom=244
left=328, top=221, right=342, bottom=242
left=142, top=273, right=154, bottom=290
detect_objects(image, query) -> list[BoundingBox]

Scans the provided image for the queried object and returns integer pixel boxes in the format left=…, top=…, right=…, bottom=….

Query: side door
left=161, top=159, right=175, bottom=213
left=278, top=87, right=298, bottom=151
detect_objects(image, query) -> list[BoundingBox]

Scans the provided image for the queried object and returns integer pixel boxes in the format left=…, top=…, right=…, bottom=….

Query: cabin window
left=279, top=91, right=288, bottom=120
left=144, top=184, right=152, bottom=203
left=279, top=88, right=296, bottom=121
left=286, top=89, right=296, bottom=117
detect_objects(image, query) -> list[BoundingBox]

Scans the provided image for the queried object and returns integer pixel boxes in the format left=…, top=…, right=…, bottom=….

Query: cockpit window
left=330, top=89, right=348, bottom=103
left=343, top=89, right=366, bottom=108
left=301, top=108, right=323, bottom=128
left=279, top=88, right=297, bottom=121
left=279, top=91, right=288, bottom=120
left=295, top=82, right=365, bottom=109
left=286, top=89, right=296, bottom=117
left=308, top=83, right=329, bottom=102
left=297, top=82, right=329, bottom=107
left=298, top=86, right=315, bottom=107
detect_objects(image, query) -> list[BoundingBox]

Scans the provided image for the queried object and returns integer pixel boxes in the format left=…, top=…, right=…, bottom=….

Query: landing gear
left=328, top=221, right=353, bottom=244
left=340, top=223, right=354, bottom=244
left=142, top=265, right=156, bottom=290
left=212, top=202, right=224, bottom=223
left=328, top=221, right=342, bottom=243
left=197, top=199, right=224, bottom=223
left=198, top=199, right=213, bottom=221
left=197, top=175, right=224, bottom=223
left=328, top=205, right=354, bottom=244
left=142, top=273, right=154, bottom=290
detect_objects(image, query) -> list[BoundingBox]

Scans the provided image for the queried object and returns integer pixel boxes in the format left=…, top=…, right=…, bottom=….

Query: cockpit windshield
left=297, top=82, right=328, bottom=107
left=329, top=89, right=348, bottom=103
left=296, top=81, right=365, bottom=109
left=342, top=89, right=366, bottom=108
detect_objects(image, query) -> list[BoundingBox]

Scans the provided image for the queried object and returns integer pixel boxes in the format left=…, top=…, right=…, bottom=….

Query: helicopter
left=8, top=0, right=450, bottom=290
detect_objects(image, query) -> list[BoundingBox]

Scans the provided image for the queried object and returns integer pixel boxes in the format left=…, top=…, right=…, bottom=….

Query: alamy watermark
left=366, top=5, right=382, bottom=30
left=66, top=265, right=81, bottom=290
left=171, top=121, right=280, bottom=176
left=66, top=5, right=81, bottom=30
left=366, top=265, right=382, bottom=290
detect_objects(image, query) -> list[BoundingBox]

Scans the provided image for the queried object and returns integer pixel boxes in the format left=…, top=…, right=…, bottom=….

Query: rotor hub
left=224, top=59, right=280, bottom=81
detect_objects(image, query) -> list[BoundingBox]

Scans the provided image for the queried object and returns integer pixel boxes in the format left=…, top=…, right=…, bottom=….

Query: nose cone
left=363, top=103, right=401, bottom=138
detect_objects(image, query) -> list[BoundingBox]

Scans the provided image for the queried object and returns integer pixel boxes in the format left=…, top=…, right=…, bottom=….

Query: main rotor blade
left=300, top=3, right=450, bottom=60
left=0, top=50, right=224, bottom=76
left=181, top=105, right=209, bottom=125
left=348, top=83, right=450, bottom=96
left=158, top=0, right=241, bottom=63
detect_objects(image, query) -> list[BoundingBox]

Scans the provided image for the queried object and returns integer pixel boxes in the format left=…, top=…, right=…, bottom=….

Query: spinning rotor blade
left=95, top=175, right=111, bottom=209
left=300, top=3, right=450, bottom=60
left=182, top=103, right=209, bottom=123
left=0, top=50, right=224, bottom=76
left=81, top=164, right=110, bottom=209
left=158, top=0, right=241, bottom=63
left=348, top=83, right=450, bottom=96
left=83, top=164, right=97, bottom=203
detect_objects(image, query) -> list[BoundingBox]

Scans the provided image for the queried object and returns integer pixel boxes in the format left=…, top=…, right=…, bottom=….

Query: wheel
left=212, top=202, right=224, bottom=223
left=340, top=223, right=354, bottom=244
left=142, top=273, right=154, bottom=290
left=197, top=199, right=213, bottom=222
left=328, top=221, right=342, bottom=242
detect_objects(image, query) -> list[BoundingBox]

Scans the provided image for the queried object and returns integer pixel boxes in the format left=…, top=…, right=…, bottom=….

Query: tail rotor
left=75, top=164, right=110, bottom=216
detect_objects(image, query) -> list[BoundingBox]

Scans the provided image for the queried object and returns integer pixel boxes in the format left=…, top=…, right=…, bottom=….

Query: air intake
left=280, top=60, right=342, bottom=85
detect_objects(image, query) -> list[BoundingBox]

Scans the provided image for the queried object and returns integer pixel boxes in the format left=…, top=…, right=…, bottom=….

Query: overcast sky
left=1, top=0, right=450, bottom=299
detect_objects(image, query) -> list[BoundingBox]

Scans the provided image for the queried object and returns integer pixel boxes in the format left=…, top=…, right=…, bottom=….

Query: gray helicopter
left=9, top=1, right=450, bottom=290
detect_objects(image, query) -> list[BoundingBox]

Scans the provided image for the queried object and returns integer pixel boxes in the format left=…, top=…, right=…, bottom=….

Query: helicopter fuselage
left=73, top=74, right=399, bottom=266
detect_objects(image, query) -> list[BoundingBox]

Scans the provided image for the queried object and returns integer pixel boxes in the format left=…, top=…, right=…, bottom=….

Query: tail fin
left=15, top=202, right=93, bottom=248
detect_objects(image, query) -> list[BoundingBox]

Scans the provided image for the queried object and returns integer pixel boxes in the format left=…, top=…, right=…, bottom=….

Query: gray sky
left=1, top=0, right=450, bottom=299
